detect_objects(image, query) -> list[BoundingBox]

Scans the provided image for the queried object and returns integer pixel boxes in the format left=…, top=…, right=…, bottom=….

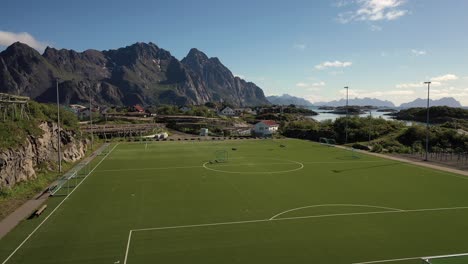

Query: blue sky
left=1, top=0, right=468, bottom=105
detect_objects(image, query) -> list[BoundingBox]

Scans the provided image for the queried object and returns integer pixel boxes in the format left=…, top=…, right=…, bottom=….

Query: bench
left=34, top=204, right=47, bottom=217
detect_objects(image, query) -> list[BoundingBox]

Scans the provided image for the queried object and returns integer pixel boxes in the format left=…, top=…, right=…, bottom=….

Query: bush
left=352, top=143, right=370, bottom=151
left=371, top=144, right=383, bottom=153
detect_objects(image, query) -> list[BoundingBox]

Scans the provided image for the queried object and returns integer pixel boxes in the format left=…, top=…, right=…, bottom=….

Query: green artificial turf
left=1, top=139, right=468, bottom=264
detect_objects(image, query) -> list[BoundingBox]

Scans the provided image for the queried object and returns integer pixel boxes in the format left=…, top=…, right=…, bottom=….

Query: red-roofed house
left=253, top=120, right=279, bottom=136
left=132, top=104, right=145, bottom=113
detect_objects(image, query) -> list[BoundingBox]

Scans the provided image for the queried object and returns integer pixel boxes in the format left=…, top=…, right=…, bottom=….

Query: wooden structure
left=80, top=123, right=163, bottom=138
left=0, top=93, right=30, bottom=121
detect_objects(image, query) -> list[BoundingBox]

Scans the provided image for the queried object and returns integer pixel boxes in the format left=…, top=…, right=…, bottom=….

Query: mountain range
left=399, top=97, right=462, bottom=108
left=0, top=42, right=269, bottom=106
left=314, top=97, right=396, bottom=107
left=266, top=94, right=313, bottom=106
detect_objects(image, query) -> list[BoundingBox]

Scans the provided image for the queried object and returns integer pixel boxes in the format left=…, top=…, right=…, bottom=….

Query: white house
left=200, top=128, right=209, bottom=136
left=218, top=107, right=235, bottom=116
left=253, top=120, right=279, bottom=136
left=179, top=106, right=191, bottom=113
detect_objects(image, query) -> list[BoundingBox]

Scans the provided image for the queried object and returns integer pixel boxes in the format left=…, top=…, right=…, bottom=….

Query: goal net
left=213, top=150, right=228, bottom=163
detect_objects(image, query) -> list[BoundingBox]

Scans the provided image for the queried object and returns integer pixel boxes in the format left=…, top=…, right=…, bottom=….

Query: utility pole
left=424, top=81, right=431, bottom=161
left=368, top=109, right=372, bottom=145
left=89, top=87, right=94, bottom=149
left=56, top=78, right=62, bottom=173
left=344, top=86, right=349, bottom=144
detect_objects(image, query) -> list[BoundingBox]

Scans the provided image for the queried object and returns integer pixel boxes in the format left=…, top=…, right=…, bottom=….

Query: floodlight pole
left=56, top=78, right=62, bottom=173
left=344, top=86, right=349, bottom=144
left=424, top=81, right=431, bottom=161
left=89, top=87, right=94, bottom=149
left=368, top=109, right=372, bottom=145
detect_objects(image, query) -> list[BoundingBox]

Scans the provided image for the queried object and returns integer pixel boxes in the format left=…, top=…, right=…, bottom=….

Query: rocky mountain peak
left=182, top=48, right=210, bottom=66
left=0, top=41, right=270, bottom=107
left=2, top=42, right=41, bottom=59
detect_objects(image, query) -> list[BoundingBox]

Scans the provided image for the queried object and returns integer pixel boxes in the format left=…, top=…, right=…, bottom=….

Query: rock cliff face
left=0, top=122, right=87, bottom=188
left=0, top=42, right=269, bottom=107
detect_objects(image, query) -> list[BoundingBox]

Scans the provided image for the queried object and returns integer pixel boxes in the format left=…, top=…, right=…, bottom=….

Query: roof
left=133, top=104, right=144, bottom=112
left=259, top=120, right=279, bottom=127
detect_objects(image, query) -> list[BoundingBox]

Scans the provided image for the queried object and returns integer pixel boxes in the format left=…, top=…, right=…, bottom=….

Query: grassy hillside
left=0, top=101, right=79, bottom=150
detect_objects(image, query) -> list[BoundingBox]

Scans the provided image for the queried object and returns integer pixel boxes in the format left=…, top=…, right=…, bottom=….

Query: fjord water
left=306, top=106, right=395, bottom=122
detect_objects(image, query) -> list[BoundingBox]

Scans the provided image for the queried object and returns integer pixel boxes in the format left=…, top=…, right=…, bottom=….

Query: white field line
left=352, top=252, right=468, bottom=264
left=351, top=256, right=422, bottom=264
left=97, top=165, right=204, bottom=172
left=123, top=230, right=133, bottom=264
left=301, top=161, right=388, bottom=164
left=97, top=160, right=389, bottom=173
left=1, top=143, right=119, bottom=264
left=269, top=204, right=405, bottom=220
left=130, top=205, right=468, bottom=233
left=202, top=160, right=304, bottom=174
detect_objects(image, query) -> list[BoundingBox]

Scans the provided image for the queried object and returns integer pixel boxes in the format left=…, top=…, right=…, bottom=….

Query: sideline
left=1, top=143, right=119, bottom=264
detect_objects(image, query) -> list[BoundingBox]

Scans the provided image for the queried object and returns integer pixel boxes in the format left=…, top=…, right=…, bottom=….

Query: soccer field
left=1, top=139, right=468, bottom=264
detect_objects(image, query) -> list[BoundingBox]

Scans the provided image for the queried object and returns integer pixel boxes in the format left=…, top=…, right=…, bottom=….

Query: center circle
left=203, top=158, right=304, bottom=174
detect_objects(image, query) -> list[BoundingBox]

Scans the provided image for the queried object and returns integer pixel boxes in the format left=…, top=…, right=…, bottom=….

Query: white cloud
left=396, top=81, right=443, bottom=89
left=296, top=81, right=326, bottom=90
left=370, top=24, right=383, bottom=31
left=293, top=43, right=307, bottom=50
left=312, top=81, right=326, bottom=87
left=396, top=74, right=458, bottom=89
left=315, top=60, right=352, bottom=70
left=337, top=0, right=409, bottom=24
left=396, top=82, right=424, bottom=89
left=411, top=49, right=426, bottom=56
left=430, top=74, right=458, bottom=82
left=0, top=30, right=49, bottom=52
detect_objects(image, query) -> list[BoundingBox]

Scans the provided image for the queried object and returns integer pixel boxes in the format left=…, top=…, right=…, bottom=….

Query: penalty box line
left=123, top=205, right=468, bottom=264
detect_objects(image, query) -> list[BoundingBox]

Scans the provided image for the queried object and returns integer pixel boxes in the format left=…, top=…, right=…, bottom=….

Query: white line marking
left=133, top=218, right=268, bottom=232
left=352, top=256, right=421, bottom=263
left=1, top=143, right=119, bottom=264
left=352, top=252, right=468, bottom=264
left=269, top=204, right=405, bottom=220
left=202, top=160, right=304, bottom=174
left=301, top=161, right=388, bottom=164
left=96, top=161, right=387, bottom=173
left=129, top=205, right=468, bottom=233
left=97, top=165, right=204, bottom=172
left=123, top=230, right=133, bottom=264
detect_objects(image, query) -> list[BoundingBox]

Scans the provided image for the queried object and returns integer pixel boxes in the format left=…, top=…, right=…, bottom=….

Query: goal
left=213, top=150, right=228, bottom=163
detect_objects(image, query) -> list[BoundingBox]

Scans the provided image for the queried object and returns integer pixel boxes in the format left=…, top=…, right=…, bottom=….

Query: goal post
left=213, top=150, right=228, bottom=163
